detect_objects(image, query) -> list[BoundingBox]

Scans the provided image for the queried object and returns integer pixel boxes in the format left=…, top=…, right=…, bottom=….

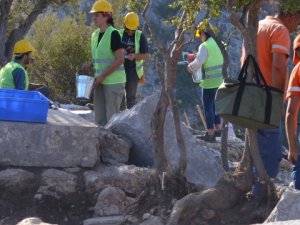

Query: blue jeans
left=202, top=88, right=221, bottom=129
left=252, top=127, right=283, bottom=194
left=256, top=127, right=283, bottom=178
left=291, top=157, right=300, bottom=190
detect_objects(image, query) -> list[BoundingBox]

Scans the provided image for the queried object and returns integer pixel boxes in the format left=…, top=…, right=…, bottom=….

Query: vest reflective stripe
left=272, top=44, right=289, bottom=52
left=204, top=64, right=223, bottom=72
left=204, top=72, right=223, bottom=79
left=119, top=29, right=144, bottom=78
left=93, top=58, right=115, bottom=64
left=0, top=61, right=29, bottom=90
left=91, top=26, right=126, bottom=85
left=200, top=37, right=224, bottom=89
left=288, top=87, right=300, bottom=92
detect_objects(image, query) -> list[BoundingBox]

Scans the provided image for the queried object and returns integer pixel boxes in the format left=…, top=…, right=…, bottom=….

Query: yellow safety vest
left=119, top=29, right=144, bottom=79
left=91, top=26, right=126, bottom=84
left=200, top=37, right=223, bottom=89
left=0, top=61, right=29, bottom=90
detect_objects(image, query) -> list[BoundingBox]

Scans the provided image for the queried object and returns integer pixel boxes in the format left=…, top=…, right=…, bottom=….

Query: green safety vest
left=91, top=26, right=126, bottom=85
left=0, top=61, right=29, bottom=90
left=119, top=29, right=144, bottom=79
left=200, top=37, right=224, bottom=89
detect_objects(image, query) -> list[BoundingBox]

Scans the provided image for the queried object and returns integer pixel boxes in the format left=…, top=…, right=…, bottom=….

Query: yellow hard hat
left=90, top=0, right=112, bottom=13
left=124, top=12, right=139, bottom=30
left=13, top=39, right=35, bottom=55
left=195, top=22, right=206, bottom=38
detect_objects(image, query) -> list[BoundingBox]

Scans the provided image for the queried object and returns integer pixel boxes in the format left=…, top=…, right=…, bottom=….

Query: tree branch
left=226, top=0, right=250, bottom=36
left=5, top=0, right=50, bottom=59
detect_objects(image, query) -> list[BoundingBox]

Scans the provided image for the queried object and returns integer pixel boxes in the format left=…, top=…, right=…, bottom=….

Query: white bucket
left=76, top=75, right=94, bottom=100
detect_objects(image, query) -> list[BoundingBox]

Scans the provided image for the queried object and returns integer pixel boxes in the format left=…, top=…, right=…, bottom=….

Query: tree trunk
left=0, top=0, right=12, bottom=65
left=151, top=54, right=169, bottom=173
left=221, top=121, right=229, bottom=171
left=167, top=169, right=254, bottom=225
left=167, top=1, right=272, bottom=223
left=166, top=39, right=187, bottom=178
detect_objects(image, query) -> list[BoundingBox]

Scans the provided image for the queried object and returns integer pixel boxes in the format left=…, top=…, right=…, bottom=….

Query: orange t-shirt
left=286, top=63, right=300, bottom=100
left=257, top=16, right=290, bottom=86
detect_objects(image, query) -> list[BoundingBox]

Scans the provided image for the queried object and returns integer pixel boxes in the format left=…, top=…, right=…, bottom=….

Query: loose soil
left=0, top=170, right=278, bottom=225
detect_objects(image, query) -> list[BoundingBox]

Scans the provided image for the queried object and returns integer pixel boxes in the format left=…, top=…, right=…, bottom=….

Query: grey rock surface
left=16, top=217, right=56, bottom=225
left=265, top=189, right=300, bottom=223
left=84, top=164, right=156, bottom=195
left=37, top=169, right=77, bottom=199
left=0, top=169, right=35, bottom=193
left=106, top=94, right=224, bottom=188
left=139, top=215, right=164, bottom=225
left=253, top=220, right=300, bottom=225
left=0, top=109, right=99, bottom=168
left=83, top=216, right=126, bottom=225
left=98, top=128, right=131, bottom=164
left=94, top=186, right=135, bottom=216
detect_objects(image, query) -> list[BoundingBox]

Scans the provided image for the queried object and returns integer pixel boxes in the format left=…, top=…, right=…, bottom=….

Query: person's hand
left=186, top=53, right=196, bottom=62
left=93, top=75, right=105, bottom=89
left=288, top=148, right=298, bottom=165
left=127, top=53, right=135, bottom=61
left=81, top=62, right=92, bottom=73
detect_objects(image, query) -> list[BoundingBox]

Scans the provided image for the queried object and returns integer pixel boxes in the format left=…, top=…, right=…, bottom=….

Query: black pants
left=30, top=85, right=50, bottom=98
left=123, top=69, right=139, bottom=109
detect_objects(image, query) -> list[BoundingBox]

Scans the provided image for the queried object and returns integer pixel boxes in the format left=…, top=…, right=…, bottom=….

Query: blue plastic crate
left=0, top=89, right=50, bottom=123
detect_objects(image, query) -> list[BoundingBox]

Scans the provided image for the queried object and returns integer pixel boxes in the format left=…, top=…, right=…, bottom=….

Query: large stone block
left=105, top=94, right=224, bottom=189
left=0, top=109, right=99, bottom=168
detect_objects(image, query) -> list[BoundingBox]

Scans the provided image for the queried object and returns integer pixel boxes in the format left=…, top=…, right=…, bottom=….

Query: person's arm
left=187, top=45, right=208, bottom=73
left=93, top=31, right=125, bottom=87
left=12, top=68, right=26, bottom=90
left=127, top=33, right=149, bottom=61
left=272, top=53, right=288, bottom=91
left=286, top=95, right=300, bottom=164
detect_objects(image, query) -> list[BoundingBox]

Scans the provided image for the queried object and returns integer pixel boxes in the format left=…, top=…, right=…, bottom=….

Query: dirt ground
left=0, top=188, right=277, bottom=225
left=0, top=191, right=94, bottom=225
left=0, top=172, right=278, bottom=225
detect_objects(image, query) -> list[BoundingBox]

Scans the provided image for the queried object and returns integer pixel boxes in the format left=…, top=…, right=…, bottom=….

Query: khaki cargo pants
left=93, top=83, right=125, bottom=125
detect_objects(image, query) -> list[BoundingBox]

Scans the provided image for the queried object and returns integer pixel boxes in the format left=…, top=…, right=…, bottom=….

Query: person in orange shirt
left=253, top=6, right=300, bottom=195
left=285, top=34, right=300, bottom=190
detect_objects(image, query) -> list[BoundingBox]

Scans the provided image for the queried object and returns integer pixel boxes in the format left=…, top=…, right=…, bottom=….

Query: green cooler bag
left=215, top=55, right=283, bottom=129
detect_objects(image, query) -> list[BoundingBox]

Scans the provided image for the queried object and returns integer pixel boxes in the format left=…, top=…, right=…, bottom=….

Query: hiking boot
left=199, top=132, right=216, bottom=142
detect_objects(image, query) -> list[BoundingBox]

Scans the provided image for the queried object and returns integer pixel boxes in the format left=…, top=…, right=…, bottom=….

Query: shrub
left=29, top=13, right=93, bottom=103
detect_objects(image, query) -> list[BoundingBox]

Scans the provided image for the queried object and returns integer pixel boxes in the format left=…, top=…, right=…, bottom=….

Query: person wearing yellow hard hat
left=119, top=12, right=149, bottom=109
left=82, top=0, right=126, bottom=125
left=186, top=22, right=224, bottom=142
left=0, top=39, right=49, bottom=97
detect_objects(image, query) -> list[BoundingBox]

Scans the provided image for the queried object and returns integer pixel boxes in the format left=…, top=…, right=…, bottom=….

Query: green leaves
left=28, top=13, right=92, bottom=101
left=279, top=0, right=300, bottom=15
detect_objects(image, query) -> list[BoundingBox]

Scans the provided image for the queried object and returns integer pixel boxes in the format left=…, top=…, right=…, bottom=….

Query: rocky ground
left=0, top=136, right=292, bottom=225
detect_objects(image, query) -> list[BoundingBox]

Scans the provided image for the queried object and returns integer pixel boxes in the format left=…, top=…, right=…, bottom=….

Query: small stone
left=143, top=213, right=151, bottom=220
left=201, top=208, right=215, bottom=220
left=34, top=193, right=43, bottom=201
